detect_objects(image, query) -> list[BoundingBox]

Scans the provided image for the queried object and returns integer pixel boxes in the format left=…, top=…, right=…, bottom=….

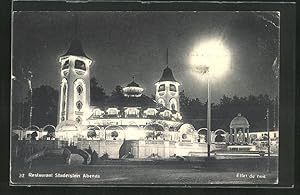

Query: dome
left=230, top=113, right=250, bottom=129
left=123, top=78, right=144, bottom=97
left=127, top=81, right=140, bottom=87
left=157, top=66, right=178, bottom=82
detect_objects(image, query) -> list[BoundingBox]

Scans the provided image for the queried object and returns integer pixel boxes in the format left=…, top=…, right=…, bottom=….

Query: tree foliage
left=90, top=77, right=108, bottom=105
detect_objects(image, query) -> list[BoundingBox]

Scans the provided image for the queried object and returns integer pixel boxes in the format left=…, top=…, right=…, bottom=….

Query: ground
left=11, top=158, right=278, bottom=186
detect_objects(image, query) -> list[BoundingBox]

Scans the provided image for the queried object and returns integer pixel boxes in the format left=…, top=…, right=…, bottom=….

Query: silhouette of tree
left=31, top=85, right=58, bottom=127
left=90, top=77, right=108, bottom=105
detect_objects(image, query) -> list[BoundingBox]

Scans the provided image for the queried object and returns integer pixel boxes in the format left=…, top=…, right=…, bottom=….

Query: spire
left=74, top=13, right=78, bottom=39
left=166, top=48, right=169, bottom=65
left=61, top=14, right=90, bottom=59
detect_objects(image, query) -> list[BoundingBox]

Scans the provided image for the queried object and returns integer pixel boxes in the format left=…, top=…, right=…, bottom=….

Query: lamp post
left=207, top=73, right=211, bottom=157
left=189, top=38, right=231, bottom=158
left=266, top=108, right=271, bottom=173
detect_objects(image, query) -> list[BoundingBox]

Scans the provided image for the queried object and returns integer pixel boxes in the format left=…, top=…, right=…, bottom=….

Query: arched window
left=75, top=60, right=86, bottom=71
left=76, top=100, right=83, bottom=111
left=146, top=109, right=155, bottom=116
left=62, top=60, right=69, bottom=70
left=94, top=109, right=101, bottom=116
left=107, top=108, right=119, bottom=116
left=171, top=104, right=176, bottom=110
left=62, top=101, right=66, bottom=110
left=169, top=84, right=177, bottom=92
left=63, top=85, right=66, bottom=96
left=158, top=99, right=165, bottom=107
left=169, top=98, right=177, bottom=111
left=128, top=108, right=137, bottom=116
left=158, top=84, right=165, bottom=92
left=164, top=111, right=170, bottom=117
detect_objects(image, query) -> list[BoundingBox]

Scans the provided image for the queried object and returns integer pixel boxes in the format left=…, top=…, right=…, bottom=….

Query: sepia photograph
left=10, top=11, right=280, bottom=186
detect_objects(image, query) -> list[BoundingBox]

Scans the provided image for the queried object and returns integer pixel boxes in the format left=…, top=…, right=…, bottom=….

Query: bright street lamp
left=190, top=38, right=231, bottom=157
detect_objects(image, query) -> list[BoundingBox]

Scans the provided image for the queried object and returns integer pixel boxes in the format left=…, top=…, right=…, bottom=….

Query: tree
left=90, top=77, right=108, bottom=105
left=31, top=85, right=58, bottom=127
left=111, top=85, right=123, bottom=97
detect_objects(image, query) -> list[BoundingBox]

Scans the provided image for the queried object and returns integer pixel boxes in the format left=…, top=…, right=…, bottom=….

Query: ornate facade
left=54, top=39, right=210, bottom=158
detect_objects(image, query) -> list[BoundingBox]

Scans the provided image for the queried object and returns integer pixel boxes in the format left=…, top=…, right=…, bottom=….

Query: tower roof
left=62, top=39, right=90, bottom=59
left=158, top=66, right=177, bottom=82
left=127, top=80, right=140, bottom=87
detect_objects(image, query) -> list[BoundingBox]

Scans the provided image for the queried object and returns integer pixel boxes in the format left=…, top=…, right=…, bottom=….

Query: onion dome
left=126, top=80, right=140, bottom=87
left=157, top=66, right=177, bottom=82
left=230, top=113, right=250, bottom=129
left=123, top=78, right=144, bottom=97
left=62, top=39, right=90, bottom=59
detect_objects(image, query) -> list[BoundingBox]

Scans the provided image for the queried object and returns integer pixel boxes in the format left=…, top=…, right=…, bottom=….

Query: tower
left=155, top=66, right=180, bottom=112
left=58, top=39, right=92, bottom=125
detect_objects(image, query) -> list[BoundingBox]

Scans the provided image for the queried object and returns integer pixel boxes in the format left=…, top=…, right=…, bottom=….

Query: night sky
left=12, top=11, right=279, bottom=103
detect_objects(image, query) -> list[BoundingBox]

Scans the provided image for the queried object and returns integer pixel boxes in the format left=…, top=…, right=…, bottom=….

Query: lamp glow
left=190, top=38, right=231, bottom=79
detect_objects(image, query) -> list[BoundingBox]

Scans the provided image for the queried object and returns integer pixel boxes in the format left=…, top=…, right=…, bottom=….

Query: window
left=94, top=109, right=101, bottom=116
left=108, top=109, right=118, bottom=116
left=182, top=134, right=187, bottom=139
left=75, top=60, right=86, bottom=71
left=158, top=84, right=165, bottom=92
left=62, top=101, right=66, bottom=110
left=164, top=111, right=170, bottom=117
left=76, top=100, right=83, bottom=111
left=146, top=109, right=155, bottom=116
left=76, top=85, right=83, bottom=95
left=63, top=85, right=67, bottom=96
left=62, top=60, right=69, bottom=70
left=169, top=84, right=176, bottom=92
left=171, top=104, right=176, bottom=110
left=76, top=116, right=82, bottom=123
left=158, top=99, right=165, bottom=107
left=128, top=108, right=137, bottom=116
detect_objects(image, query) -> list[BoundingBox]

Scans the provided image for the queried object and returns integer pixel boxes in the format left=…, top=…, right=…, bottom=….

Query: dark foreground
left=11, top=157, right=278, bottom=186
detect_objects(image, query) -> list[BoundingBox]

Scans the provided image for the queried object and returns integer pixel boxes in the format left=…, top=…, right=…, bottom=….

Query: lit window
left=62, top=101, right=66, bottom=110
left=63, top=85, right=67, bottom=96
left=128, top=109, right=137, bottom=116
left=147, top=109, right=155, bottom=116
left=108, top=109, right=117, bottom=115
left=75, top=60, right=86, bottom=71
left=76, top=100, right=83, bottom=111
left=62, top=60, right=69, bottom=70
left=158, top=84, right=165, bottom=92
left=94, top=109, right=101, bottom=116
left=170, top=84, right=176, bottom=92
left=164, top=111, right=170, bottom=117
